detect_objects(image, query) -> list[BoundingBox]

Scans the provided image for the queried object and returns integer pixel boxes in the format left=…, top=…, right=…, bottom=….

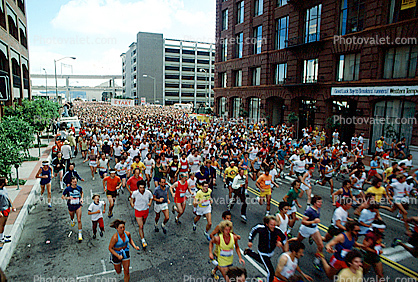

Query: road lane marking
left=101, top=259, right=106, bottom=272
left=239, top=249, right=268, bottom=277
left=76, top=267, right=133, bottom=280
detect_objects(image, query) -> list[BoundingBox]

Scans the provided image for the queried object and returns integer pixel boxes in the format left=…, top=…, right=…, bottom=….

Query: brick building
left=0, top=0, right=30, bottom=117
left=214, top=0, right=418, bottom=155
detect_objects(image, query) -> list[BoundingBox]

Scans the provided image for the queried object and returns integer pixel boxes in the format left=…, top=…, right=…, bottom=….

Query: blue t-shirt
left=195, top=171, right=209, bottom=186
left=153, top=185, right=168, bottom=205
left=63, top=185, right=83, bottom=206
left=304, top=206, right=320, bottom=228
left=277, top=150, right=287, bottom=161
left=370, top=160, right=378, bottom=170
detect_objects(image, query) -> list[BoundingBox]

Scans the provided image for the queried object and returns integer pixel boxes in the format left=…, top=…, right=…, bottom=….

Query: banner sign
left=140, top=97, right=146, bottom=105
left=401, top=0, right=416, bottom=10
left=331, top=86, right=418, bottom=96
left=111, top=98, right=135, bottom=107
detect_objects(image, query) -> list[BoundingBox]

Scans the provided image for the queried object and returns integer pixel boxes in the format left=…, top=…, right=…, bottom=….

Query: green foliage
left=287, top=112, right=299, bottom=124
left=7, top=178, right=27, bottom=186
left=326, top=116, right=341, bottom=129
left=0, top=138, right=22, bottom=178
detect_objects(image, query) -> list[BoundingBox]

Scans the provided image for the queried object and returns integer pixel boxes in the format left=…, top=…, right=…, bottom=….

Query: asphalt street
left=5, top=155, right=418, bottom=282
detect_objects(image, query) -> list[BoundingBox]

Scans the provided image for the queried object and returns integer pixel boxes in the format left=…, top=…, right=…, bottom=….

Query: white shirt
left=113, top=145, right=123, bottom=156
left=115, top=162, right=128, bottom=176
left=188, top=155, right=202, bottom=172
left=391, top=182, right=407, bottom=198
left=128, top=148, right=140, bottom=158
left=331, top=206, right=348, bottom=228
left=359, top=209, right=376, bottom=235
left=61, top=144, right=72, bottom=159
left=132, top=189, right=153, bottom=211
left=294, top=160, right=306, bottom=173
left=232, top=174, right=246, bottom=190
left=139, top=143, right=149, bottom=159
left=144, top=158, right=155, bottom=174
left=187, top=178, right=197, bottom=194
left=269, top=169, right=278, bottom=182
left=88, top=201, right=105, bottom=221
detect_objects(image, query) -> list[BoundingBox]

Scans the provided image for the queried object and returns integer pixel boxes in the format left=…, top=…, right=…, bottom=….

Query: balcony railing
left=286, top=32, right=326, bottom=48
left=303, top=75, right=318, bottom=83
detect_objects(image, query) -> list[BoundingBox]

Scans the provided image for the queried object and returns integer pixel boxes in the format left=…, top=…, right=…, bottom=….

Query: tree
left=287, top=112, right=299, bottom=124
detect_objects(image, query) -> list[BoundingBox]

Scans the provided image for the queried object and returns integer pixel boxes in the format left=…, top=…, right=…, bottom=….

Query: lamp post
left=143, top=74, right=156, bottom=104
left=42, top=68, right=47, bottom=98
left=54, top=57, right=76, bottom=103
left=199, top=68, right=209, bottom=107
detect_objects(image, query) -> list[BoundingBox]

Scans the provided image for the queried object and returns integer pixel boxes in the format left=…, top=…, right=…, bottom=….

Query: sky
left=28, top=0, right=216, bottom=86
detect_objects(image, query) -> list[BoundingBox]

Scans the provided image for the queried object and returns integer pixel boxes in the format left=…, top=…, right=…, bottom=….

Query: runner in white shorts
left=193, top=182, right=213, bottom=241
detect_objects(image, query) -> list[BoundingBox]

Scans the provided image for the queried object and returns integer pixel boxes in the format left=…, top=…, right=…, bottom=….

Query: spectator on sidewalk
left=61, top=140, right=72, bottom=172
left=0, top=177, right=15, bottom=246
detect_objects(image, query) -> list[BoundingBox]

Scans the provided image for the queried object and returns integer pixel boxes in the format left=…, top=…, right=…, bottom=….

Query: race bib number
left=265, top=180, right=271, bottom=186
left=171, top=167, right=177, bottom=171
left=181, top=165, right=187, bottom=169
left=220, top=249, right=233, bottom=257
left=341, top=249, right=350, bottom=258
left=70, top=198, right=80, bottom=205
left=201, top=200, right=210, bottom=207
left=180, top=193, right=186, bottom=198
left=374, top=245, right=382, bottom=255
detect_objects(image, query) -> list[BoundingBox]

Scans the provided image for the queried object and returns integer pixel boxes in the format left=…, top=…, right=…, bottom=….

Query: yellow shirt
left=337, top=267, right=363, bottom=282
left=366, top=186, right=386, bottom=202
left=376, top=140, right=383, bottom=148
left=131, top=161, right=145, bottom=171
left=217, top=233, right=235, bottom=267
left=225, top=167, right=239, bottom=179
left=195, top=188, right=212, bottom=208
left=384, top=167, right=394, bottom=181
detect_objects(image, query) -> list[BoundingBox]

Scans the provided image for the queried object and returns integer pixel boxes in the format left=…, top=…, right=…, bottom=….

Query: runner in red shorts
left=130, top=180, right=153, bottom=249
left=170, top=173, right=192, bottom=224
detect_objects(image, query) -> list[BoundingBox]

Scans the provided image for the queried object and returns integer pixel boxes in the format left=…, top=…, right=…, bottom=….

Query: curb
left=0, top=155, right=51, bottom=271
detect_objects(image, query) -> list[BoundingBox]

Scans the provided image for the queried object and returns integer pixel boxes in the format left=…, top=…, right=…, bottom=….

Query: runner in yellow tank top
left=209, top=220, right=244, bottom=280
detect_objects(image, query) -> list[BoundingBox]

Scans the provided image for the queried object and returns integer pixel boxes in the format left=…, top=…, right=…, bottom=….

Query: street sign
left=0, top=76, right=9, bottom=101
left=140, top=97, right=146, bottom=105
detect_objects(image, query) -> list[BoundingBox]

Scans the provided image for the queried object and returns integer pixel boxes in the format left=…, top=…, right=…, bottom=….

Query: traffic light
left=0, top=76, right=9, bottom=101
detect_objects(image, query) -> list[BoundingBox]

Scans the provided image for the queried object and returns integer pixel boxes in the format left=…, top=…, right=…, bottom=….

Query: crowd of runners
left=3, top=101, right=416, bottom=281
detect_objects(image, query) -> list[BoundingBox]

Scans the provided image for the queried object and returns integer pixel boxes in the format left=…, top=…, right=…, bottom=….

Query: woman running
left=52, top=152, right=66, bottom=190
left=109, top=219, right=140, bottom=282
left=36, top=160, right=53, bottom=208
left=83, top=148, right=98, bottom=180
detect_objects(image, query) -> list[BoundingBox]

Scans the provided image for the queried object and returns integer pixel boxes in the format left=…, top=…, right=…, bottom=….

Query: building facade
left=214, top=0, right=418, bottom=153
left=0, top=0, right=30, bottom=117
left=121, top=32, right=215, bottom=106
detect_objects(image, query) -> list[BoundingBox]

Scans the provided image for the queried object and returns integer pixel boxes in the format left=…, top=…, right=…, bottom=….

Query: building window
left=221, top=72, right=227, bottom=87
left=384, top=46, right=418, bottom=79
left=165, top=65, right=180, bottom=71
left=19, top=20, right=27, bottom=49
left=303, top=58, right=319, bottom=83
left=305, top=4, right=322, bottom=43
left=232, top=97, right=241, bottom=118
left=166, top=57, right=180, bottom=62
left=275, top=16, right=288, bottom=50
left=17, top=0, right=25, bottom=14
left=253, top=25, right=263, bottom=54
left=255, top=0, right=263, bottom=16
left=234, top=70, right=242, bottom=86
left=252, top=67, right=261, bottom=85
left=236, top=33, right=243, bottom=58
left=0, top=2, right=6, bottom=30
left=222, top=9, right=228, bottom=30
left=183, top=49, right=195, bottom=55
left=389, top=0, right=418, bottom=23
left=340, top=0, right=365, bottom=35
left=249, top=98, right=260, bottom=121
left=221, top=40, right=228, bottom=61
left=218, top=97, right=227, bottom=116
left=275, top=63, right=287, bottom=84
left=6, top=5, right=18, bottom=40
left=237, top=1, right=244, bottom=24
left=337, top=53, right=360, bottom=81
left=277, top=0, right=288, bottom=7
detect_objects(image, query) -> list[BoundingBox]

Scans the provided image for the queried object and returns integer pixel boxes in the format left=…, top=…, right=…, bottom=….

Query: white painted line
left=239, top=249, right=268, bottom=277
left=77, top=267, right=133, bottom=280
left=68, top=231, right=72, bottom=238
left=384, top=251, right=413, bottom=262
left=101, top=259, right=106, bottom=272
left=90, top=189, right=93, bottom=199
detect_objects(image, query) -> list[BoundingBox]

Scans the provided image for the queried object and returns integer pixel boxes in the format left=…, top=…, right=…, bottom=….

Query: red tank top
left=175, top=180, right=188, bottom=198
left=179, top=159, right=188, bottom=172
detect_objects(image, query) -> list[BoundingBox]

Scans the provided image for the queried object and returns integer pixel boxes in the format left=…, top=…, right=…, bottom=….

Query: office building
left=121, top=32, right=215, bottom=106
left=214, top=0, right=418, bottom=153
left=0, top=0, right=30, bottom=117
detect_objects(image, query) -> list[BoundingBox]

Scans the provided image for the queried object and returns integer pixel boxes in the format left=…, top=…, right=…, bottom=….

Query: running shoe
left=78, top=233, right=83, bottom=242
left=313, top=257, right=323, bottom=271
left=211, top=269, right=219, bottom=280
left=204, top=231, right=211, bottom=242
left=172, top=205, right=176, bottom=215
left=0, top=238, right=11, bottom=243
left=92, top=177, right=95, bottom=181
left=162, top=226, right=167, bottom=234
left=120, top=187, right=124, bottom=194
left=40, top=196, right=43, bottom=202
left=154, top=225, right=159, bottom=232
left=193, top=224, right=197, bottom=231
left=70, top=218, right=76, bottom=227
left=108, top=212, right=113, bottom=218
left=392, top=238, right=402, bottom=248
left=100, top=230, right=104, bottom=237
left=265, top=211, right=270, bottom=216
left=48, top=203, right=52, bottom=208
left=175, top=217, right=181, bottom=225
left=243, top=248, right=250, bottom=256
left=93, top=234, right=96, bottom=239
left=309, top=236, right=314, bottom=245
left=142, top=241, right=147, bottom=249
left=241, top=215, right=247, bottom=223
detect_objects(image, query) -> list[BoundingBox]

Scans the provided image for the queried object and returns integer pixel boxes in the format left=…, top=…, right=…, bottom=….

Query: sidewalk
left=0, top=139, right=54, bottom=271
